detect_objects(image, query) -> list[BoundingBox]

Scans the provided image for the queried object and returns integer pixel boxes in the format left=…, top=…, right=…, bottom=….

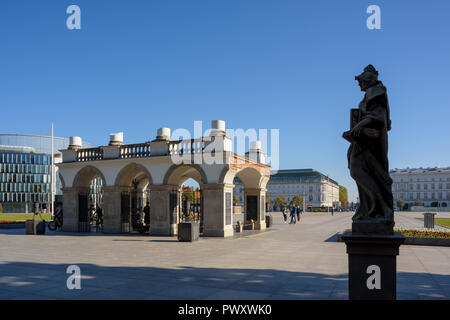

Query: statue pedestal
left=342, top=232, right=405, bottom=300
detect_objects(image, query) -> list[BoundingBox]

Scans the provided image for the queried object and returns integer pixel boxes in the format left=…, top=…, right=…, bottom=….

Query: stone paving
left=0, top=211, right=449, bottom=300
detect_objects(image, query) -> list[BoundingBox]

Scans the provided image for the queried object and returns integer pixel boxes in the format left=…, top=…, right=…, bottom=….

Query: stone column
left=202, top=183, right=234, bottom=237
left=148, top=185, right=179, bottom=236
left=244, top=188, right=267, bottom=230
left=102, top=186, right=122, bottom=234
left=61, top=187, right=84, bottom=232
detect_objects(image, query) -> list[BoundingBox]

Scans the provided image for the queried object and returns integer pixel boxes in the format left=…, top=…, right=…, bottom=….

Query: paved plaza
left=0, top=211, right=449, bottom=300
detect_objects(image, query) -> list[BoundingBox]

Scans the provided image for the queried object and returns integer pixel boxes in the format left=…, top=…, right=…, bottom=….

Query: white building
left=391, top=167, right=450, bottom=209
left=234, top=169, right=340, bottom=211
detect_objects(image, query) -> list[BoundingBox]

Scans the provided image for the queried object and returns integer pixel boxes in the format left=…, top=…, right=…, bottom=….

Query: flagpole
left=51, top=123, right=55, bottom=218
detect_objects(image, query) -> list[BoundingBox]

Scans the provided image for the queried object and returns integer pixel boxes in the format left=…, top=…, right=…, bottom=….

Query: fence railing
left=120, top=143, right=151, bottom=159
left=169, top=139, right=205, bottom=155
left=77, top=148, right=104, bottom=162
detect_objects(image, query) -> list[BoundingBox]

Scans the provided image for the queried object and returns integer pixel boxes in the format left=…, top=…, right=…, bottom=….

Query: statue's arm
left=350, top=117, right=374, bottom=137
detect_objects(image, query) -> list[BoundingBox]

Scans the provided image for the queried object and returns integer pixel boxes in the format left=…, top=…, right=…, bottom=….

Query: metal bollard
left=423, top=212, right=436, bottom=229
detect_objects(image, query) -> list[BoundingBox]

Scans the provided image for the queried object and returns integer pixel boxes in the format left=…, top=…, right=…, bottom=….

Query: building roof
left=0, top=145, right=36, bottom=153
left=232, top=169, right=339, bottom=185
left=390, top=167, right=450, bottom=175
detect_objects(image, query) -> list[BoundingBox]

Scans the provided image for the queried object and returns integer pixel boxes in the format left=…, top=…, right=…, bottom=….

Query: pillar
left=202, top=183, right=234, bottom=237
left=61, top=187, right=84, bottom=232
left=148, top=185, right=179, bottom=236
left=244, top=188, right=267, bottom=230
left=102, top=186, right=122, bottom=234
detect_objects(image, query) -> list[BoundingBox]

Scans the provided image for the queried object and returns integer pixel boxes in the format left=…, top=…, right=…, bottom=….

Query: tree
left=396, top=199, right=405, bottom=210
left=274, top=195, right=287, bottom=211
left=290, top=195, right=303, bottom=207
left=414, top=200, right=424, bottom=207
left=182, top=189, right=194, bottom=203
left=339, top=186, right=348, bottom=208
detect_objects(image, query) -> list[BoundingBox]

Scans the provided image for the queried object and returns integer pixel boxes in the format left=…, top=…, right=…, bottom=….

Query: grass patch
left=0, top=213, right=52, bottom=223
left=417, top=218, right=450, bottom=229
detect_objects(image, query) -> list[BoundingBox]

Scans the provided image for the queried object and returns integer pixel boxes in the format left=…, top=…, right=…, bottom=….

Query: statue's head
left=355, top=64, right=379, bottom=91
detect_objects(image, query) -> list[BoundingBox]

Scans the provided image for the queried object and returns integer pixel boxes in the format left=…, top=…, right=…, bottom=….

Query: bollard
left=423, top=212, right=436, bottom=229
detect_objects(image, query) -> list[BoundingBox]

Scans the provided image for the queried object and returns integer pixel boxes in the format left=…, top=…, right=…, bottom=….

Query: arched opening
left=223, top=166, right=268, bottom=230
left=164, top=165, right=207, bottom=234
left=72, top=166, right=106, bottom=232
left=114, top=163, right=153, bottom=233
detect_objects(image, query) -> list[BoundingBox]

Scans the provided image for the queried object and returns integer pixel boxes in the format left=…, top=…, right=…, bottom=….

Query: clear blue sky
left=2, top=0, right=450, bottom=202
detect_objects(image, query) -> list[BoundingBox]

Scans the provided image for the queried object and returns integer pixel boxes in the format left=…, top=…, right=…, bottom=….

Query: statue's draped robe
left=348, top=82, right=394, bottom=223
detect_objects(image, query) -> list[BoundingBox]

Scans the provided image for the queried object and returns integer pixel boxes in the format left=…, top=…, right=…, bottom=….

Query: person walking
left=290, top=205, right=297, bottom=224
left=282, top=206, right=288, bottom=223
left=95, top=206, right=103, bottom=232
left=143, top=201, right=150, bottom=226
left=296, top=205, right=301, bottom=221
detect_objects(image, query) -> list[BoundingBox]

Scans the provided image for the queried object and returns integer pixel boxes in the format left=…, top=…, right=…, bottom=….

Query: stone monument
left=342, top=65, right=405, bottom=300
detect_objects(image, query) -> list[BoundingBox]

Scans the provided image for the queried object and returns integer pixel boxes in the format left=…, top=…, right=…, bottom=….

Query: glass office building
left=0, top=134, right=94, bottom=213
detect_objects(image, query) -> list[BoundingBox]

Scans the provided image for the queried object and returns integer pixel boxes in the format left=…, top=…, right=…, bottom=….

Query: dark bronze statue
left=343, top=65, right=394, bottom=235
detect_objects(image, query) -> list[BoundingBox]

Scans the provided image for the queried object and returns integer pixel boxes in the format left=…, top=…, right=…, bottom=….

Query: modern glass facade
left=0, top=148, right=52, bottom=213
left=0, top=134, right=95, bottom=213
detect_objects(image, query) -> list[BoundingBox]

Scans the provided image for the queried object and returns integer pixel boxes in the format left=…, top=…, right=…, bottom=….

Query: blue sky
left=2, top=0, right=450, bottom=201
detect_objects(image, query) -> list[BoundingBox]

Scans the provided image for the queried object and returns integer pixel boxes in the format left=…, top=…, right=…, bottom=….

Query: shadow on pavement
left=0, top=261, right=448, bottom=300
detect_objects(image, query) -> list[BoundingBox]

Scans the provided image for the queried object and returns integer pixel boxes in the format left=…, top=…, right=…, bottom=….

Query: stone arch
left=163, top=164, right=208, bottom=186
left=72, top=165, right=106, bottom=188
left=235, top=167, right=265, bottom=189
left=114, top=163, right=153, bottom=188
left=219, top=166, right=269, bottom=189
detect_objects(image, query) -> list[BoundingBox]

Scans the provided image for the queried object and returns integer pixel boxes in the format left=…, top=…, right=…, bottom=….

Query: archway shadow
left=0, top=261, right=448, bottom=300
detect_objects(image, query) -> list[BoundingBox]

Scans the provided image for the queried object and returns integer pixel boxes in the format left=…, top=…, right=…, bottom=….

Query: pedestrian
left=282, top=206, right=288, bottom=223
left=296, top=205, right=301, bottom=221
left=95, top=206, right=103, bottom=232
left=143, top=201, right=150, bottom=226
left=290, top=205, right=297, bottom=224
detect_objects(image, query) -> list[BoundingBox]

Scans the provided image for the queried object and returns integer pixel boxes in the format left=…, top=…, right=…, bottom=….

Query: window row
left=0, top=163, right=50, bottom=174
left=394, top=192, right=449, bottom=201
left=0, top=152, right=50, bottom=165
left=393, top=183, right=450, bottom=191
left=0, top=192, right=51, bottom=203
left=0, top=183, right=51, bottom=193
left=0, top=173, right=51, bottom=184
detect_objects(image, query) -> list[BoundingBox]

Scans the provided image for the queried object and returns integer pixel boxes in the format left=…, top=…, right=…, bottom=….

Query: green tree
left=182, top=190, right=194, bottom=203
left=290, top=195, right=303, bottom=207
left=233, top=195, right=239, bottom=205
left=396, top=199, right=405, bottom=210
left=274, top=195, right=287, bottom=211
left=415, top=200, right=424, bottom=207
left=339, top=186, right=348, bottom=208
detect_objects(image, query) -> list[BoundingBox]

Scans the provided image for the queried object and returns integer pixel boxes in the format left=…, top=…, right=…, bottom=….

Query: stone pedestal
left=25, top=219, right=46, bottom=235
left=342, top=232, right=405, bottom=300
left=178, top=222, right=200, bottom=242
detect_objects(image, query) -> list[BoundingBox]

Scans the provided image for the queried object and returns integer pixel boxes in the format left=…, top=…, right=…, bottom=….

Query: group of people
left=282, top=205, right=303, bottom=224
